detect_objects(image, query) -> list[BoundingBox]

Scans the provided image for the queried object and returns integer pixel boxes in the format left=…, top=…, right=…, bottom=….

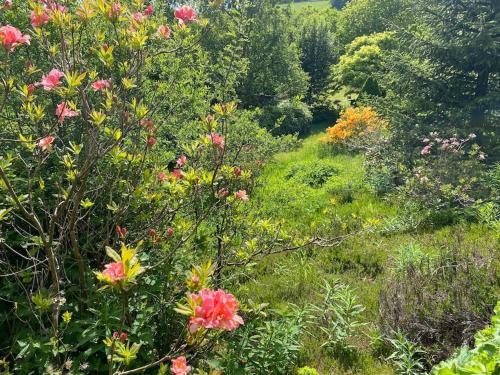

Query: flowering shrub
left=0, top=1, right=303, bottom=373
left=322, top=106, right=387, bottom=146
left=397, top=131, right=488, bottom=219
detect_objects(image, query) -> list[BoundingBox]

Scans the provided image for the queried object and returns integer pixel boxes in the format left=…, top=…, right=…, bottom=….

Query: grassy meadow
left=284, top=1, right=332, bottom=11
left=240, top=121, right=499, bottom=374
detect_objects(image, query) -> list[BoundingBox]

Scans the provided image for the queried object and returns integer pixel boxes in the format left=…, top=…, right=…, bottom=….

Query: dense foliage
left=1, top=0, right=498, bottom=374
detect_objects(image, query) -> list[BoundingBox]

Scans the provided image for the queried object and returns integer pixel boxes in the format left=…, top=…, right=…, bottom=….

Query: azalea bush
left=396, top=131, right=488, bottom=222
left=322, top=106, right=387, bottom=147
left=0, top=1, right=304, bottom=373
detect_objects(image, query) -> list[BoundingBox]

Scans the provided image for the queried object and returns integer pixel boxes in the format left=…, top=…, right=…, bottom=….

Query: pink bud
left=147, top=136, right=157, bottom=147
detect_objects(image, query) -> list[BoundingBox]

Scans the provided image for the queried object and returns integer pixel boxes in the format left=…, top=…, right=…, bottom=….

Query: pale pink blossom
left=0, top=25, right=30, bottom=51
left=174, top=5, right=197, bottom=24
left=31, top=9, right=49, bottom=27
left=420, top=145, right=431, bottom=155
left=133, top=12, right=144, bottom=23
left=157, top=25, right=171, bottom=39
left=37, top=135, right=54, bottom=151
left=55, top=102, right=79, bottom=123
left=177, top=155, right=187, bottom=167
left=188, top=288, right=244, bottom=333
left=46, top=2, right=65, bottom=14
left=108, top=2, right=121, bottom=18
left=91, top=79, right=110, bottom=91
left=40, top=69, right=64, bottom=90
left=101, top=262, right=126, bottom=283
left=234, top=190, right=249, bottom=201
left=217, top=188, right=229, bottom=198
left=171, top=356, right=191, bottom=375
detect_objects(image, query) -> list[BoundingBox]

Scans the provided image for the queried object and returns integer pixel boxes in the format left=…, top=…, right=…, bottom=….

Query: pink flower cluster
left=0, top=25, right=30, bottom=51
left=188, top=288, right=244, bottom=333
left=55, top=102, right=79, bottom=123
left=171, top=356, right=191, bottom=375
left=40, top=69, right=64, bottom=90
left=30, top=1, right=66, bottom=28
left=38, top=135, right=54, bottom=151
left=174, top=5, right=197, bottom=24
left=101, top=262, right=126, bottom=283
left=209, top=133, right=225, bottom=150
left=420, top=132, right=484, bottom=159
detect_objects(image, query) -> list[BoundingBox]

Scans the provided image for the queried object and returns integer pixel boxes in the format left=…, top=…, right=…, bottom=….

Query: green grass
left=284, top=0, right=332, bottom=11
left=242, top=122, right=498, bottom=374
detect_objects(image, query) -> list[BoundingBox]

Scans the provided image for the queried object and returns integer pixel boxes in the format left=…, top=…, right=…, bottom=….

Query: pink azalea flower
left=171, top=169, right=183, bottom=180
left=217, top=188, right=229, bottom=198
left=101, top=262, right=126, bottom=283
left=47, top=2, right=65, bottom=14
left=234, top=190, right=249, bottom=201
left=40, top=69, right=64, bottom=90
left=209, top=133, right=225, bottom=150
left=166, top=227, right=174, bottom=237
left=144, top=4, right=153, bottom=17
left=171, top=356, right=191, bottom=375
left=37, top=135, right=54, bottom=151
left=177, top=155, right=187, bottom=167
left=157, top=25, right=171, bottom=39
left=158, top=171, right=167, bottom=183
left=91, top=79, right=111, bottom=91
left=108, top=2, right=121, bottom=18
left=30, top=9, right=50, bottom=28
left=188, top=289, right=244, bottom=333
left=0, top=25, right=30, bottom=51
left=119, top=332, right=127, bottom=342
left=133, top=12, right=144, bottom=23
left=174, top=5, right=197, bottom=24
left=233, top=167, right=241, bottom=177
left=420, top=145, right=431, bottom=155
left=55, top=102, right=79, bottom=123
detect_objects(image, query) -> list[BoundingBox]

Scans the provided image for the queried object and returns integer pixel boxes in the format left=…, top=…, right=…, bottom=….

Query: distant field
left=285, top=0, right=331, bottom=11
